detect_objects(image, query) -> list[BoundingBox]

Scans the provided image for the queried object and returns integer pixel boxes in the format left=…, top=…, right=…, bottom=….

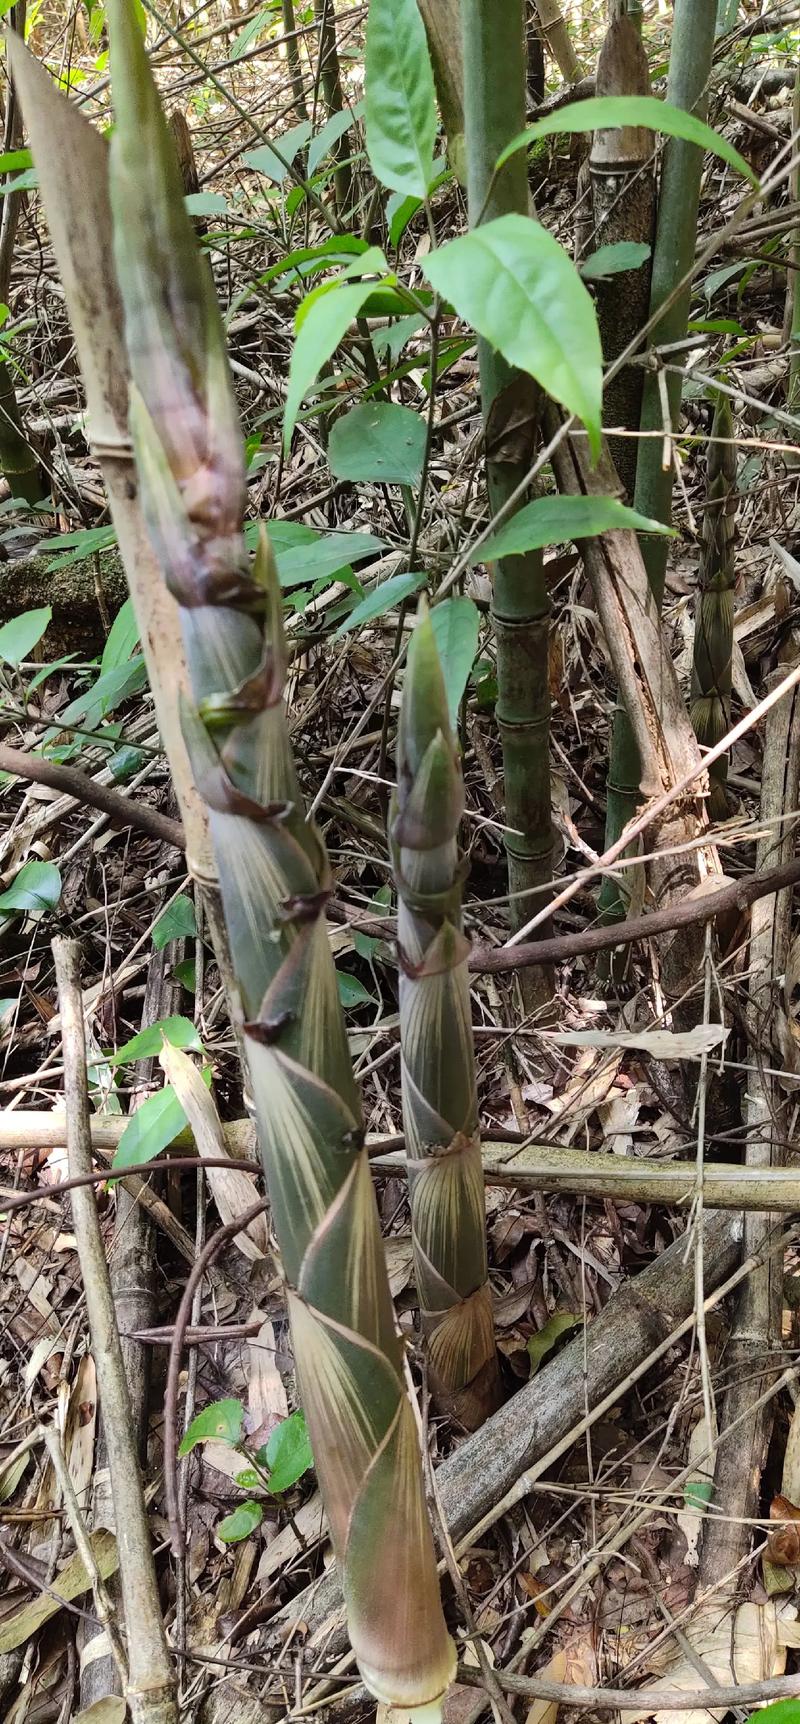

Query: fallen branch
left=0, top=741, right=184, bottom=850
left=8, top=1118, right=800, bottom=1214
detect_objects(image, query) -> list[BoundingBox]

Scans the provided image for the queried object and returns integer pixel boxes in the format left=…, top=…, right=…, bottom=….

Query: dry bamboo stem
left=7, top=1111, right=800, bottom=1213
left=52, top=938, right=178, bottom=1724
left=698, top=674, right=800, bottom=1589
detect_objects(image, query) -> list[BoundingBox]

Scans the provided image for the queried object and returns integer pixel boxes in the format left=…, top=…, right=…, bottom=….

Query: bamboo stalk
left=52, top=938, right=178, bottom=1724
left=393, top=605, right=500, bottom=1428
left=313, top=0, right=351, bottom=211
left=416, top=0, right=465, bottom=179
left=104, top=2, right=453, bottom=1703
left=531, top=0, right=583, bottom=83
left=0, top=357, right=45, bottom=504
left=462, top=0, right=553, bottom=1007
left=589, top=12, right=655, bottom=500
left=282, top=0, right=308, bottom=122
left=599, top=0, right=718, bottom=925
left=698, top=679, right=800, bottom=1589
left=690, top=393, right=738, bottom=819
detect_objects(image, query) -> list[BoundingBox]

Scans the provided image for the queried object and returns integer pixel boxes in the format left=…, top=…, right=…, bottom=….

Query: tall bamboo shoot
left=393, top=605, right=500, bottom=1430
left=105, top=0, right=454, bottom=1704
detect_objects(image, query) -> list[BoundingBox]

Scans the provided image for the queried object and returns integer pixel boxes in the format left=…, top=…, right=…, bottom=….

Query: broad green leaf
left=580, top=240, right=651, bottom=280
left=744, top=1707, right=800, bottom=1724
left=231, top=6, right=272, bottom=59
left=429, top=597, right=480, bottom=724
left=308, top=99, right=365, bottom=176
left=0, top=605, right=51, bottom=665
left=243, top=121, right=313, bottom=184
left=0, top=860, right=61, bottom=914
left=371, top=312, right=428, bottom=364
left=185, top=191, right=229, bottom=218
left=387, top=188, right=421, bottom=247
left=284, top=279, right=376, bottom=447
left=335, top=569, right=425, bottom=638
left=0, top=149, right=33, bottom=173
left=152, top=895, right=197, bottom=950
left=498, top=96, right=758, bottom=186
left=173, top=958, right=197, bottom=993
left=276, top=530, right=386, bottom=591
left=262, top=1409, right=314, bottom=1492
left=328, top=401, right=426, bottom=485
left=365, top=0, right=436, bottom=198
left=100, top=598, right=140, bottom=676
left=218, top=1499, right=264, bottom=1542
left=105, top=1014, right=202, bottom=1066
left=110, top=1083, right=188, bottom=1170
left=39, top=524, right=118, bottom=571
left=53, top=656, right=148, bottom=735
left=527, top=1312, right=582, bottom=1375
left=422, top=215, right=602, bottom=454
left=337, top=972, right=376, bottom=1008
left=472, top=494, right=673, bottom=564
left=179, top=1397, right=243, bottom=1456
left=353, top=884, right=393, bottom=961
left=0, top=998, right=17, bottom=1024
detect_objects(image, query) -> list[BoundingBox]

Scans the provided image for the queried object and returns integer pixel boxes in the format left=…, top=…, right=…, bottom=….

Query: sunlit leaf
left=335, top=569, right=425, bottom=637
left=0, top=860, right=61, bottom=914
left=423, top=215, right=602, bottom=453
left=179, top=1397, right=243, bottom=1456
left=0, top=605, right=51, bottom=665
left=152, top=894, right=197, bottom=950
left=110, top=1084, right=187, bottom=1171
left=218, top=1498, right=264, bottom=1542
left=472, top=494, right=673, bottom=564
left=284, top=278, right=376, bottom=447
left=365, top=0, right=436, bottom=198
left=104, top=1014, right=202, bottom=1066
left=498, top=95, right=758, bottom=185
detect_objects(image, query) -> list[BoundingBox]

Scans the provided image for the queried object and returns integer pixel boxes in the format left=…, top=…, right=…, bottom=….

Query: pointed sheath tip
left=399, top=600, right=452, bottom=778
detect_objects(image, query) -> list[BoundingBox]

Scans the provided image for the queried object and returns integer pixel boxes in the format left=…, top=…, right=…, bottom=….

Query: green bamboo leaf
left=471, top=494, right=673, bottom=564
left=0, top=606, right=51, bottom=665
left=244, top=122, right=313, bottom=183
left=261, top=1409, right=314, bottom=1492
left=365, top=0, right=437, bottom=198
left=335, top=570, right=425, bottom=637
left=498, top=96, right=758, bottom=185
left=179, top=1397, right=243, bottom=1456
left=100, top=597, right=140, bottom=676
left=429, top=597, right=480, bottom=724
left=184, top=191, right=229, bottom=218
left=218, top=1499, right=264, bottom=1542
left=284, top=279, right=377, bottom=448
left=328, top=402, right=427, bottom=485
left=337, top=971, right=377, bottom=1008
left=422, top=215, right=602, bottom=454
left=580, top=240, right=651, bottom=281
left=308, top=100, right=365, bottom=176
left=110, top=1083, right=187, bottom=1170
left=152, top=894, right=197, bottom=950
left=104, top=1014, right=201, bottom=1066
left=0, top=860, right=61, bottom=914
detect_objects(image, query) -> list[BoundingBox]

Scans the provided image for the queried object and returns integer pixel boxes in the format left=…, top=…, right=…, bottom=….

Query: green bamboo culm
left=392, top=604, right=501, bottom=1431
left=105, top=1, right=455, bottom=1705
left=598, top=0, right=717, bottom=927
left=462, top=0, right=554, bottom=1007
left=0, top=359, right=44, bottom=504
left=690, top=394, right=737, bottom=821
